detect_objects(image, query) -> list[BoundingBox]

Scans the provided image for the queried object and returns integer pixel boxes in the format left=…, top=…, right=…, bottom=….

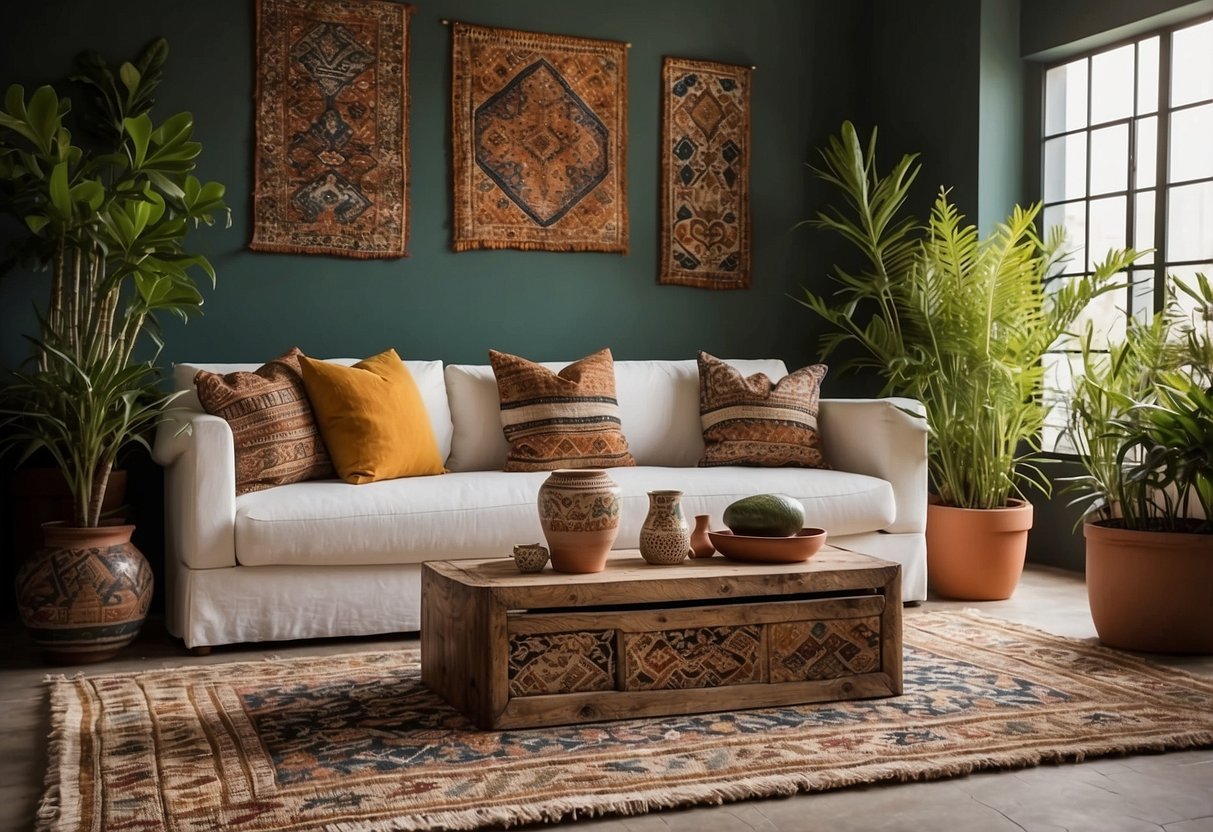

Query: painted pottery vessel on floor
left=926, top=498, right=1033, bottom=601
left=690, top=514, right=715, bottom=558
left=639, top=490, right=692, bottom=565
left=537, top=469, right=621, bottom=573
left=16, top=522, right=153, bottom=664
left=1084, top=521, right=1213, bottom=654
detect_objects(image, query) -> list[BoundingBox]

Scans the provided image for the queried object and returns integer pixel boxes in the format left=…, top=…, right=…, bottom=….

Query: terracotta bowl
left=707, top=528, right=827, bottom=564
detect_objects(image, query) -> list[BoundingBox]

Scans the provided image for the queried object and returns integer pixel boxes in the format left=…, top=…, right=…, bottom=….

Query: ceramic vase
left=689, top=514, right=716, bottom=558
left=537, top=469, right=622, bottom=573
left=16, top=522, right=154, bottom=664
left=639, top=490, right=692, bottom=565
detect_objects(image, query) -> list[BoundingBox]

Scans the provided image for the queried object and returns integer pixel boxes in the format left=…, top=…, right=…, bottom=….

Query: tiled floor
left=1, top=564, right=1211, bottom=831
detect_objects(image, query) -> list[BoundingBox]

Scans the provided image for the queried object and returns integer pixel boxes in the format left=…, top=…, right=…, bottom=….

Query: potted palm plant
left=1065, top=274, right=1213, bottom=653
left=0, top=39, right=229, bottom=661
left=799, top=121, right=1136, bottom=600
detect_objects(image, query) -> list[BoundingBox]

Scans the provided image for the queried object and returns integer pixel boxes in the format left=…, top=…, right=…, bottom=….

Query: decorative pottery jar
left=537, top=469, right=622, bottom=573
left=511, top=543, right=550, bottom=573
left=689, top=514, right=716, bottom=558
left=16, top=522, right=153, bottom=664
left=639, top=490, right=692, bottom=565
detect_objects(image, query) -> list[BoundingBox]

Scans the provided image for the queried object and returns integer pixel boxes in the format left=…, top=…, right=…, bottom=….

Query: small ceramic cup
left=511, top=543, right=550, bottom=573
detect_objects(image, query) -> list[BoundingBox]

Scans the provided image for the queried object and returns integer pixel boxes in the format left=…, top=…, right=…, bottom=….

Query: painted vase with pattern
left=537, top=469, right=622, bottom=573
left=16, top=522, right=154, bottom=664
left=639, top=490, right=692, bottom=565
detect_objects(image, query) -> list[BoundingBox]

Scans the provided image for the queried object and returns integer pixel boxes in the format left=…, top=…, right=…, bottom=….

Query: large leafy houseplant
left=1066, top=273, right=1213, bottom=532
left=0, top=39, right=229, bottom=528
left=799, top=121, right=1137, bottom=511
left=1064, top=274, right=1213, bottom=653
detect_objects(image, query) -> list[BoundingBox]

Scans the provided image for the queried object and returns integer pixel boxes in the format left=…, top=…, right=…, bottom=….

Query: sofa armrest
left=152, top=409, right=237, bottom=569
left=818, top=398, right=927, bottom=534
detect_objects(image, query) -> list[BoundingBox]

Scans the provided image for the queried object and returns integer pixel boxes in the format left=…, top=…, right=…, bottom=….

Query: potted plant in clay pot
left=798, top=121, right=1137, bottom=600
left=0, top=39, right=229, bottom=661
left=1064, top=274, right=1213, bottom=653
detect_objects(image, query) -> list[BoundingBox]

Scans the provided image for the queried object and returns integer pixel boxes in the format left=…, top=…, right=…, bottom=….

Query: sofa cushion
left=445, top=358, right=788, bottom=472
left=174, top=357, right=454, bottom=465
left=698, top=352, right=829, bottom=468
left=489, top=348, right=636, bottom=471
left=232, top=465, right=894, bottom=566
left=193, top=347, right=334, bottom=494
left=300, top=349, right=445, bottom=484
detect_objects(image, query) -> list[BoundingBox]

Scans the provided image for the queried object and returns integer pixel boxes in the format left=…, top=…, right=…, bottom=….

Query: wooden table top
left=424, top=547, right=898, bottom=609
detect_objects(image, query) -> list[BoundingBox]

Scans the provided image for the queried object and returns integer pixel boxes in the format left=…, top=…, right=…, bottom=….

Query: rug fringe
left=35, top=677, right=80, bottom=832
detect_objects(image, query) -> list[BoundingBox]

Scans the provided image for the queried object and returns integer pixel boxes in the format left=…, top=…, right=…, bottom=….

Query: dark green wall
left=1021, top=0, right=1213, bottom=59
left=0, top=0, right=871, bottom=377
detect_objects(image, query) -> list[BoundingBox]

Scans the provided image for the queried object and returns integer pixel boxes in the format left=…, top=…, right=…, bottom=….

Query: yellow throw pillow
left=299, top=349, right=444, bottom=484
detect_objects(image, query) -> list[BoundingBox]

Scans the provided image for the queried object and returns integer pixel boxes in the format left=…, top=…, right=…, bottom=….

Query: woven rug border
left=35, top=610, right=1213, bottom=832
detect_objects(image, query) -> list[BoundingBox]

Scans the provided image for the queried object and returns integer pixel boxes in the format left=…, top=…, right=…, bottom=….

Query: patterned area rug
left=660, top=57, right=752, bottom=289
left=250, top=0, right=411, bottom=258
left=39, top=611, right=1213, bottom=831
left=450, top=22, right=628, bottom=253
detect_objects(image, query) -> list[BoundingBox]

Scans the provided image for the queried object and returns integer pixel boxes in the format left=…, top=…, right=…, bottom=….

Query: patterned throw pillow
left=489, top=348, right=636, bottom=472
left=194, top=348, right=334, bottom=494
left=697, top=351, right=829, bottom=468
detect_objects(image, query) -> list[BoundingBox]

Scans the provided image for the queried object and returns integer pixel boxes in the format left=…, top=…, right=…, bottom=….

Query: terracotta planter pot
left=15, top=522, right=153, bottom=664
left=537, top=469, right=622, bottom=573
left=926, top=498, right=1033, bottom=600
left=1084, top=521, right=1213, bottom=654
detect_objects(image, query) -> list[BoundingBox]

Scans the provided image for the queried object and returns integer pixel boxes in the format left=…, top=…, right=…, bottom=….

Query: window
left=1040, top=17, right=1213, bottom=454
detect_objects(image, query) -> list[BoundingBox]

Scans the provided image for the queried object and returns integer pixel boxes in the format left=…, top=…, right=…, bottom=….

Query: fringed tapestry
left=450, top=22, right=628, bottom=253
left=659, top=57, right=752, bottom=289
left=251, top=0, right=411, bottom=258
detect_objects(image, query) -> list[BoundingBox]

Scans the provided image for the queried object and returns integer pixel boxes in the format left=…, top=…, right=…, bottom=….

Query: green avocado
left=723, top=494, right=806, bottom=537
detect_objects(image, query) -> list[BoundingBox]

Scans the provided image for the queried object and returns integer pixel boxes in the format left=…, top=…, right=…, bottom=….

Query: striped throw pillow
left=489, top=348, right=636, bottom=472
left=194, top=348, right=335, bottom=493
left=697, top=352, right=829, bottom=468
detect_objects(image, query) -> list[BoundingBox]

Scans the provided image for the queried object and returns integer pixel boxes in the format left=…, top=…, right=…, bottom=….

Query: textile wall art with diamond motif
left=451, top=22, right=629, bottom=253
left=250, top=0, right=412, bottom=259
left=660, top=57, right=752, bottom=289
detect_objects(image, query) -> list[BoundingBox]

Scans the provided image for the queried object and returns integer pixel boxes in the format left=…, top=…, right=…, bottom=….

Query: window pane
left=1045, top=59, right=1088, bottom=135
left=1042, top=352, right=1081, bottom=454
left=1043, top=134, right=1087, bottom=202
left=1091, top=45, right=1135, bottom=124
left=1073, top=278, right=1128, bottom=349
left=1135, top=116, right=1157, bottom=189
left=1090, top=124, right=1128, bottom=194
left=1168, top=181, right=1213, bottom=261
left=1044, top=202, right=1086, bottom=272
left=1088, top=195, right=1127, bottom=269
left=1131, top=268, right=1156, bottom=324
left=1169, top=103, right=1213, bottom=183
left=1172, top=20, right=1213, bottom=107
left=1137, top=36, right=1160, bottom=115
left=1135, top=191, right=1155, bottom=263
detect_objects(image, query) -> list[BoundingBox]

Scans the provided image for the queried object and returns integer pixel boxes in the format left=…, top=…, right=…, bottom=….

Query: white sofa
left=152, top=357, right=928, bottom=649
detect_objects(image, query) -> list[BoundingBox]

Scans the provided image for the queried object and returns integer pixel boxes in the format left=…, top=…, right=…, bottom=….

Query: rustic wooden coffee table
left=421, top=548, right=902, bottom=729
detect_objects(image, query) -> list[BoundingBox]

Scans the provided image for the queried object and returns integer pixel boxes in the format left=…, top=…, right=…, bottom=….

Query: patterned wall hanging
left=659, top=57, right=752, bottom=289
left=250, top=0, right=411, bottom=259
left=450, top=22, right=628, bottom=253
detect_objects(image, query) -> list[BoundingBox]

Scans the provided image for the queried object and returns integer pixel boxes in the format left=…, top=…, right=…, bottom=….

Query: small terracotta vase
left=639, top=490, right=692, bottom=565
left=16, top=522, right=153, bottom=664
left=690, top=514, right=715, bottom=558
left=1084, top=521, right=1213, bottom=654
left=926, top=498, right=1033, bottom=601
left=537, top=469, right=622, bottom=573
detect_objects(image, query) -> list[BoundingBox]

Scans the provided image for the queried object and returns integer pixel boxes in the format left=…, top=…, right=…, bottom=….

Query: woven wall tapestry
left=659, top=57, right=752, bottom=289
left=451, top=22, right=628, bottom=253
left=250, top=0, right=411, bottom=259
